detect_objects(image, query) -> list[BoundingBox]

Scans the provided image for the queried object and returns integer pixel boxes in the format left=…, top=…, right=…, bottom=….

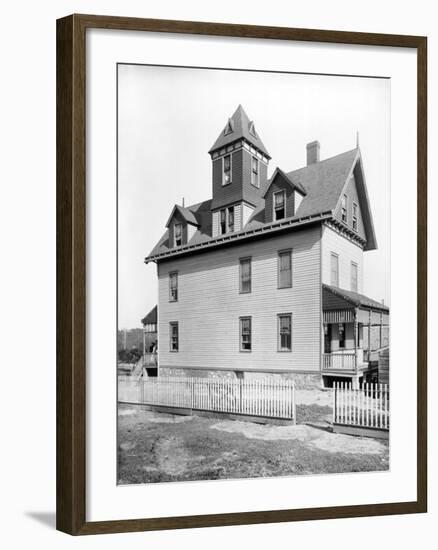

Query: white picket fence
left=333, top=382, right=389, bottom=430
left=118, top=376, right=296, bottom=421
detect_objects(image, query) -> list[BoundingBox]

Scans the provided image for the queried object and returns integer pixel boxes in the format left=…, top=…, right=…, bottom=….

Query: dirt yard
left=117, top=390, right=389, bottom=484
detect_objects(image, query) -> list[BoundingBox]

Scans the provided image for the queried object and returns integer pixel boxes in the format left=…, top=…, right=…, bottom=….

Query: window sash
left=227, top=207, right=234, bottom=232
left=251, top=157, right=259, bottom=187
left=341, top=194, right=347, bottom=222
left=240, top=258, right=251, bottom=293
left=169, top=322, right=179, bottom=351
left=240, top=317, right=251, bottom=351
left=274, top=191, right=286, bottom=220
left=330, top=253, right=339, bottom=286
left=278, top=251, right=292, bottom=288
left=169, top=272, right=178, bottom=301
left=352, top=202, right=358, bottom=230
left=223, top=154, right=231, bottom=185
left=220, top=209, right=226, bottom=234
left=174, top=223, right=182, bottom=246
left=278, top=314, right=292, bottom=351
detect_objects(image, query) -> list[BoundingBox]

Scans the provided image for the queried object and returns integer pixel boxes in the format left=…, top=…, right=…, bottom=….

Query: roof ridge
left=287, top=147, right=358, bottom=175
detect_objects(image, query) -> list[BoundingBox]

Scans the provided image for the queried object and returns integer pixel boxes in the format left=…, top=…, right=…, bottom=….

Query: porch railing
left=323, top=352, right=356, bottom=371
left=142, top=352, right=158, bottom=366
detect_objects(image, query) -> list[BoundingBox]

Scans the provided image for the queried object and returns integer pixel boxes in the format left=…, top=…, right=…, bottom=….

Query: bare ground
left=117, top=394, right=389, bottom=485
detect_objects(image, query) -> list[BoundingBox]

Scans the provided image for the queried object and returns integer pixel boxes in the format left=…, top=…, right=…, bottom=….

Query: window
left=352, top=202, right=358, bottom=231
left=274, top=190, right=286, bottom=220
left=169, top=322, right=179, bottom=351
left=223, top=154, right=232, bottom=185
left=239, top=258, right=251, bottom=293
left=341, top=194, right=347, bottom=223
left=330, top=252, right=339, bottom=287
left=220, top=209, right=226, bottom=234
left=240, top=317, right=252, bottom=351
left=174, top=223, right=182, bottom=247
left=351, top=262, right=358, bottom=293
left=251, top=156, right=259, bottom=187
left=278, top=250, right=292, bottom=288
left=227, top=206, right=234, bottom=233
left=338, top=323, right=346, bottom=349
left=169, top=272, right=178, bottom=302
left=278, top=314, right=292, bottom=351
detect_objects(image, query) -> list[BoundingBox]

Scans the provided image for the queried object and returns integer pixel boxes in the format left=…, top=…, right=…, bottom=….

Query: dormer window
left=224, top=118, right=234, bottom=135
left=251, top=156, right=259, bottom=188
left=248, top=121, right=257, bottom=137
left=223, top=154, right=232, bottom=185
left=220, top=209, right=226, bottom=234
left=341, top=194, right=347, bottom=223
left=174, top=223, right=182, bottom=247
left=274, top=190, right=286, bottom=221
left=352, top=202, right=358, bottom=231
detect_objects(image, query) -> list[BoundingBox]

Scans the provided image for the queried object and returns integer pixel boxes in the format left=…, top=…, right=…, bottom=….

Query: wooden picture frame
left=56, top=13, right=427, bottom=535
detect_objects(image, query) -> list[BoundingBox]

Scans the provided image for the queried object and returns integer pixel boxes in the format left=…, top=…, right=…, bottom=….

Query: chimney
left=306, top=140, right=320, bottom=165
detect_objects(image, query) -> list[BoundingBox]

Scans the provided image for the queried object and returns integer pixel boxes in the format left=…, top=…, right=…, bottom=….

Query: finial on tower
left=182, top=197, right=185, bottom=208
left=356, top=131, right=360, bottom=148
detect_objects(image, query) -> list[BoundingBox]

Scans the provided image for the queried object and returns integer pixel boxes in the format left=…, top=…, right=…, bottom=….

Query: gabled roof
left=146, top=146, right=376, bottom=262
left=165, top=204, right=200, bottom=228
left=323, top=284, right=389, bottom=312
left=262, top=167, right=307, bottom=198
left=208, top=105, right=271, bottom=158
left=141, top=305, right=157, bottom=325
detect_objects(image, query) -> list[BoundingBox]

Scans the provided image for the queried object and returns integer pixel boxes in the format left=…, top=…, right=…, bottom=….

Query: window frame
left=273, top=189, right=286, bottom=221
left=251, top=156, right=259, bottom=188
left=277, top=313, right=292, bottom=352
left=174, top=222, right=183, bottom=247
left=169, top=271, right=178, bottom=302
left=239, top=257, right=252, bottom=294
left=169, top=321, right=179, bottom=352
left=330, top=252, right=339, bottom=287
left=239, top=316, right=252, bottom=352
left=341, top=193, right=348, bottom=223
left=220, top=208, right=227, bottom=234
left=351, top=261, right=358, bottom=293
left=278, top=249, right=292, bottom=289
left=227, top=205, right=235, bottom=233
left=222, top=153, right=232, bottom=186
left=352, top=201, right=358, bottom=231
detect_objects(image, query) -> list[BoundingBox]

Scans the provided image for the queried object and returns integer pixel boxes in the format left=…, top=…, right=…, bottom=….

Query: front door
left=324, top=324, right=332, bottom=353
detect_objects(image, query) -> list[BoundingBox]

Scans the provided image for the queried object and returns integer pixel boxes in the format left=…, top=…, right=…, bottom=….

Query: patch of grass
left=296, top=403, right=333, bottom=424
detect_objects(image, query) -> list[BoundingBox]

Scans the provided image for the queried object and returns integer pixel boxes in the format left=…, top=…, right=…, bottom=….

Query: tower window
left=341, top=194, right=347, bottom=223
left=227, top=206, right=234, bottom=232
left=174, top=223, right=182, bottom=247
left=274, top=190, right=286, bottom=220
left=223, top=154, right=232, bottom=185
left=220, top=209, right=226, bottom=234
left=251, top=156, right=259, bottom=188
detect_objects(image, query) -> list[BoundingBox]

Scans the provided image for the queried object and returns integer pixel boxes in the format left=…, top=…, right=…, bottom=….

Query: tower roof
left=208, top=105, right=271, bottom=158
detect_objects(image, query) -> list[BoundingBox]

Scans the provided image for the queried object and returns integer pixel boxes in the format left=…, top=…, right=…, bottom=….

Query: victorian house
left=145, top=105, right=389, bottom=388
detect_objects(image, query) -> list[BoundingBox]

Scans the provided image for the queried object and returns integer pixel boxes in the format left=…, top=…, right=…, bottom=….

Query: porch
left=322, top=284, right=389, bottom=387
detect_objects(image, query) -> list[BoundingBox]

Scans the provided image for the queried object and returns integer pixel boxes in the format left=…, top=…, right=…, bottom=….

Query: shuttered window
left=240, top=317, right=252, bottom=351
left=169, top=322, right=179, bottom=352
left=239, top=257, right=251, bottom=293
left=330, top=252, right=339, bottom=287
left=278, top=314, right=292, bottom=351
left=278, top=250, right=292, bottom=288
left=169, top=272, right=178, bottom=302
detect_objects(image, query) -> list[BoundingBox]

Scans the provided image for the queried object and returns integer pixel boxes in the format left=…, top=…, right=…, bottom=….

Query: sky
left=118, top=64, right=390, bottom=329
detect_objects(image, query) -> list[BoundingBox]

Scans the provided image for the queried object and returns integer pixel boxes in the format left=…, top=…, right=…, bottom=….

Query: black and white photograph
left=117, top=63, right=391, bottom=485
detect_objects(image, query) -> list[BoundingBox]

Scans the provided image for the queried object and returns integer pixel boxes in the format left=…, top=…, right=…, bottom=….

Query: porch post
left=142, top=328, right=146, bottom=367
left=368, top=309, right=371, bottom=361
left=354, top=309, right=358, bottom=373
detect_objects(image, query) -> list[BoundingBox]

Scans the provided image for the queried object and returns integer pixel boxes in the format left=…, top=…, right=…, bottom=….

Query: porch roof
left=323, top=284, right=389, bottom=313
left=141, top=305, right=157, bottom=326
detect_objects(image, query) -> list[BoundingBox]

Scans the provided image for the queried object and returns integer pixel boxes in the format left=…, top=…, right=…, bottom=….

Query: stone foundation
left=158, top=368, right=322, bottom=389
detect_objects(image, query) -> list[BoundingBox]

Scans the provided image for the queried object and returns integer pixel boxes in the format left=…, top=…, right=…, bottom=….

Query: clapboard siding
left=322, top=224, right=364, bottom=293
left=158, top=226, right=321, bottom=373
